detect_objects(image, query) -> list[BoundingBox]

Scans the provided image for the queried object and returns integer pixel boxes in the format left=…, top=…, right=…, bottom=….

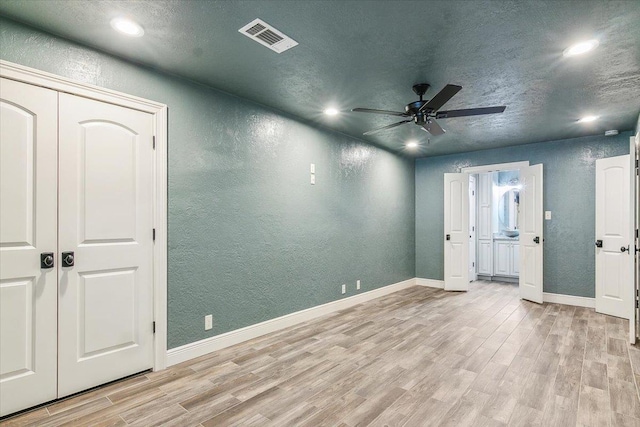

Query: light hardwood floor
left=4, top=281, right=640, bottom=427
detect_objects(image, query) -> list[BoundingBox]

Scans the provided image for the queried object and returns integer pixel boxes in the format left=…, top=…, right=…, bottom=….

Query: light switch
left=545, top=211, right=551, bottom=220
left=311, top=175, right=316, bottom=185
left=310, top=163, right=315, bottom=174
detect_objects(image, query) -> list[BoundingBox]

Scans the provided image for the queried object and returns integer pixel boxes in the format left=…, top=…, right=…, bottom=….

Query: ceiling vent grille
left=239, top=19, right=298, bottom=53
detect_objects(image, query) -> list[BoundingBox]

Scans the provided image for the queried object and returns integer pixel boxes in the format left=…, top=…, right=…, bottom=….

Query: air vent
left=239, top=19, right=298, bottom=53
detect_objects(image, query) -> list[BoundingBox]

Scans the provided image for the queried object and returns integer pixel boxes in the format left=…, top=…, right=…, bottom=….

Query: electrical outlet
left=205, top=314, right=213, bottom=330
left=311, top=174, right=316, bottom=185
left=341, top=284, right=346, bottom=294
left=356, top=280, right=361, bottom=290
left=545, top=211, right=552, bottom=220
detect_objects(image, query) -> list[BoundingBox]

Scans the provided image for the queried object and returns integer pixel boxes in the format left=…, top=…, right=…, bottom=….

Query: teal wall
left=416, top=133, right=630, bottom=298
left=0, top=18, right=415, bottom=349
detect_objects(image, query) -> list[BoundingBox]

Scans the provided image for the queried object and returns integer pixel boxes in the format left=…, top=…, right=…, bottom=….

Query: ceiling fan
left=352, top=83, right=506, bottom=136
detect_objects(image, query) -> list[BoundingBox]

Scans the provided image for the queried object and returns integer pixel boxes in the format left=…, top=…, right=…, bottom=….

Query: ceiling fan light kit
left=352, top=83, right=506, bottom=138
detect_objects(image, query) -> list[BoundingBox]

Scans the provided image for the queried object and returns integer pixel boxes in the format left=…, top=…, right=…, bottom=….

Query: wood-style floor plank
left=3, top=280, right=640, bottom=426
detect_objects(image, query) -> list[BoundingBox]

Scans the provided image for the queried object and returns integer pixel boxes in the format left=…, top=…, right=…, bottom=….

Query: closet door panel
left=57, top=93, right=154, bottom=398
left=0, top=78, right=58, bottom=416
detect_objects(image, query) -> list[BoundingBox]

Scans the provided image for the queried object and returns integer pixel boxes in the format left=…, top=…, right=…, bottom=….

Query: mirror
left=498, top=189, right=519, bottom=233
left=496, top=170, right=520, bottom=236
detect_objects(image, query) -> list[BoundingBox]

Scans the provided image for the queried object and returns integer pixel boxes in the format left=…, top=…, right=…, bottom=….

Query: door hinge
left=153, top=136, right=156, bottom=150
left=472, top=262, right=475, bottom=267
left=153, top=228, right=156, bottom=241
left=153, top=321, right=156, bottom=334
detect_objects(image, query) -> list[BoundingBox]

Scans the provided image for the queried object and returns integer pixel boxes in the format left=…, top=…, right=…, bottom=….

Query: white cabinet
left=477, top=173, right=492, bottom=240
left=477, top=240, right=493, bottom=275
left=511, top=243, right=520, bottom=276
left=476, top=173, right=494, bottom=277
left=493, top=240, right=519, bottom=277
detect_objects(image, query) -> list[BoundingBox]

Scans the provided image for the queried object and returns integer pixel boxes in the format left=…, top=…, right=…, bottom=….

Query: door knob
left=595, top=240, right=603, bottom=248
left=621, top=246, right=629, bottom=253
left=40, top=252, right=54, bottom=269
left=533, top=236, right=540, bottom=244
left=446, top=234, right=451, bottom=241
left=62, top=251, right=75, bottom=267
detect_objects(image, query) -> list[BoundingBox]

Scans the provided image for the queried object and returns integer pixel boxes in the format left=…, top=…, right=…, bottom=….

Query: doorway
left=444, top=161, right=544, bottom=303
left=470, top=170, right=521, bottom=283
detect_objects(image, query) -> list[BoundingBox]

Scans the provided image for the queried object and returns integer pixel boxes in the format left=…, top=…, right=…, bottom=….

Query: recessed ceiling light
left=406, top=141, right=419, bottom=149
left=563, top=39, right=599, bottom=57
left=324, top=108, right=339, bottom=116
left=577, top=115, right=599, bottom=123
left=110, top=17, right=144, bottom=37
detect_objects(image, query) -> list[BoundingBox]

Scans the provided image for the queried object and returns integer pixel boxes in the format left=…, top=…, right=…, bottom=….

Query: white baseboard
left=166, top=278, right=416, bottom=366
left=415, top=278, right=445, bottom=289
left=543, top=292, right=595, bottom=308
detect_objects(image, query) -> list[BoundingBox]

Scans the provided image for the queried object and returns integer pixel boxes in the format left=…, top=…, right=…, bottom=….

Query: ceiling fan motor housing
left=406, top=101, right=430, bottom=124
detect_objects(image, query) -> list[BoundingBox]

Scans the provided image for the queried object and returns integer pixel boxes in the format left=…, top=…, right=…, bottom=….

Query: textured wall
left=416, top=133, right=630, bottom=297
left=0, top=18, right=415, bottom=349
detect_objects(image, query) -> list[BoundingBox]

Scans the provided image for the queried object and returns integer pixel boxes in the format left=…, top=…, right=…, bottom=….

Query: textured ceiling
left=1, top=0, right=638, bottom=156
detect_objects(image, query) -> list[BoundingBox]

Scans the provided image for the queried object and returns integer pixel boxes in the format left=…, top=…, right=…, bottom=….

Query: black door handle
left=533, top=236, right=540, bottom=244
left=621, top=246, right=629, bottom=253
left=446, top=234, right=451, bottom=241
left=62, top=251, right=74, bottom=267
left=595, top=240, right=603, bottom=248
left=41, top=252, right=54, bottom=269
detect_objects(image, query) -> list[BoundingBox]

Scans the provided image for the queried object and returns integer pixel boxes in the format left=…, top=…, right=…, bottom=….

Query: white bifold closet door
left=57, top=93, right=155, bottom=398
left=0, top=80, right=155, bottom=415
left=0, top=78, right=58, bottom=416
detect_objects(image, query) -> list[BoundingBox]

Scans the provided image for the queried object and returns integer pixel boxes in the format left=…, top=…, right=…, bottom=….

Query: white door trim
left=461, top=161, right=530, bottom=174
left=0, top=60, right=169, bottom=370
left=631, top=135, right=638, bottom=344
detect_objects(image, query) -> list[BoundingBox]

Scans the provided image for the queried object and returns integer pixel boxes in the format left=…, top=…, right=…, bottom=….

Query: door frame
left=460, top=161, right=531, bottom=290
left=469, top=175, right=477, bottom=282
left=0, top=60, right=169, bottom=370
left=631, top=134, right=639, bottom=344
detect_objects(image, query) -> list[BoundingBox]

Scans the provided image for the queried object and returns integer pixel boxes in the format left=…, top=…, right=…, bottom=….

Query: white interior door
left=444, top=173, right=469, bottom=291
left=595, top=154, right=631, bottom=319
left=469, top=175, right=477, bottom=282
left=519, top=164, right=543, bottom=303
left=0, top=78, right=58, bottom=416
left=57, top=93, right=155, bottom=397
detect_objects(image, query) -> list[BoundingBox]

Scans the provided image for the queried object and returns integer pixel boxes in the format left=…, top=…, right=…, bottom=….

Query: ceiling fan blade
left=352, top=108, right=408, bottom=117
left=419, top=84, right=462, bottom=113
left=436, top=106, right=506, bottom=119
left=422, top=119, right=446, bottom=136
left=363, top=119, right=412, bottom=136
